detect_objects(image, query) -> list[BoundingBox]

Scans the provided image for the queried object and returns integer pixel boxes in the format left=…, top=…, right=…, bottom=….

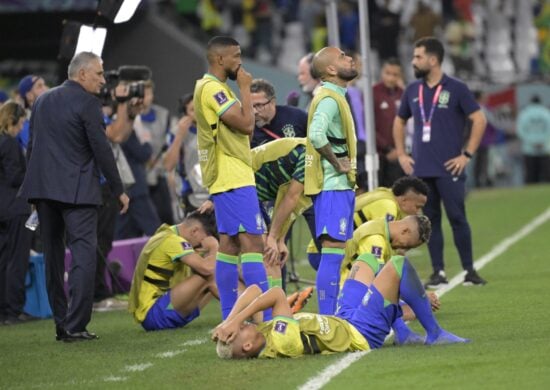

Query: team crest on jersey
left=339, top=218, right=347, bottom=235
left=181, top=241, right=193, bottom=250
left=213, top=91, right=228, bottom=105
left=371, top=246, right=382, bottom=258
left=274, top=320, right=287, bottom=334
left=282, top=124, right=296, bottom=137
left=385, top=213, right=395, bottom=222
left=438, top=90, right=450, bottom=107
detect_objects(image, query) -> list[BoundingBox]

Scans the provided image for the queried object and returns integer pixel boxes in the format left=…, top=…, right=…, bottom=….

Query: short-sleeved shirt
left=398, top=74, right=479, bottom=177
left=355, top=219, right=393, bottom=266
left=197, top=74, right=255, bottom=194
left=134, top=226, right=195, bottom=322
left=308, top=82, right=352, bottom=190
left=353, top=188, right=404, bottom=229
left=255, top=145, right=305, bottom=201
left=251, top=105, right=308, bottom=147
left=257, top=313, right=369, bottom=358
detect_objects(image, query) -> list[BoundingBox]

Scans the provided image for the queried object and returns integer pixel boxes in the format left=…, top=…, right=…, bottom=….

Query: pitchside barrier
left=24, top=237, right=149, bottom=318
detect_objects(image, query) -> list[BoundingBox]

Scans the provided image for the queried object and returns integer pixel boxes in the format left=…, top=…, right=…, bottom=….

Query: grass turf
left=1, top=184, right=549, bottom=389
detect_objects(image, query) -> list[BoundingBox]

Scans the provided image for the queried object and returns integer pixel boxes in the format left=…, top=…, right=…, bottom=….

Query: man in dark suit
left=19, top=52, right=130, bottom=342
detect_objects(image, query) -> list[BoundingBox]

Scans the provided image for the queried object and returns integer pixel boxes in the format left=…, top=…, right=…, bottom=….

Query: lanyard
left=418, top=84, right=442, bottom=125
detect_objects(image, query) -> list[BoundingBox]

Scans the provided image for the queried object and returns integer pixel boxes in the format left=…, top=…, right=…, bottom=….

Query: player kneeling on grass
left=213, top=251, right=468, bottom=359
left=128, top=211, right=219, bottom=331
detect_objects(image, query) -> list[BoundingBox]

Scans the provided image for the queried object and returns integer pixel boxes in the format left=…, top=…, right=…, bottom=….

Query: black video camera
left=97, top=65, right=152, bottom=105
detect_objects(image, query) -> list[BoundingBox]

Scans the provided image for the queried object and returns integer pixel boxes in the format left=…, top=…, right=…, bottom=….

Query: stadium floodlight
left=98, top=0, right=142, bottom=24
left=59, top=21, right=107, bottom=60
left=75, top=25, right=107, bottom=56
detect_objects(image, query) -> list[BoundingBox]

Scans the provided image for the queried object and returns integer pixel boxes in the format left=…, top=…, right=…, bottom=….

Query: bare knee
left=239, top=233, right=264, bottom=253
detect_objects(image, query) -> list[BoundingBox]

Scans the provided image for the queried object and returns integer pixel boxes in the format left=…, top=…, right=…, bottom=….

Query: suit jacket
left=19, top=80, right=123, bottom=205
left=0, top=134, right=31, bottom=220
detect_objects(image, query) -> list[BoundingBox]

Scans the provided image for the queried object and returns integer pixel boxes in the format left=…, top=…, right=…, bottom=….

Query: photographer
left=115, top=69, right=161, bottom=239
left=135, top=80, right=175, bottom=225
left=93, top=81, right=142, bottom=310
left=163, top=93, right=209, bottom=216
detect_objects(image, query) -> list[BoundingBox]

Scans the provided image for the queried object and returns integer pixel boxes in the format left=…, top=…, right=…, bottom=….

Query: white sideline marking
left=155, top=349, right=187, bottom=358
left=298, top=207, right=550, bottom=390
left=103, top=376, right=128, bottom=382
left=124, top=362, right=153, bottom=372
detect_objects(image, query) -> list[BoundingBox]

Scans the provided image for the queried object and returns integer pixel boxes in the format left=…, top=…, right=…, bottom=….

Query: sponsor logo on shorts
left=274, top=320, right=287, bottom=334
left=213, top=91, right=228, bottom=105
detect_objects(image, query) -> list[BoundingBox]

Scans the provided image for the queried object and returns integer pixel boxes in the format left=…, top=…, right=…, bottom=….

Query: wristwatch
left=463, top=150, right=473, bottom=159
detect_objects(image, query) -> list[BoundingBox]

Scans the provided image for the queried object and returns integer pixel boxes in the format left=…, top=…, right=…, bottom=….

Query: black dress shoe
left=56, top=326, right=67, bottom=341
left=62, top=330, right=99, bottom=342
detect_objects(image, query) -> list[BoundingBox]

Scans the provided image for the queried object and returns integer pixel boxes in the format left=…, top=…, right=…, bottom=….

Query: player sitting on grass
left=342, top=215, right=440, bottom=344
left=212, top=246, right=467, bottom=359
left=306, top=176, right=428, bottom=270
left=128, top=211, right=219, bottom=331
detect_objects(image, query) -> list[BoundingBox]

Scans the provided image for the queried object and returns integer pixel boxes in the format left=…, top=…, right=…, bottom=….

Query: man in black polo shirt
left=393, top=37, right=487, bottom=288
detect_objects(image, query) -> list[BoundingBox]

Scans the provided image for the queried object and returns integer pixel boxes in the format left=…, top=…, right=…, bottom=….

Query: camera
left=97, top=65, right=152, bottom=105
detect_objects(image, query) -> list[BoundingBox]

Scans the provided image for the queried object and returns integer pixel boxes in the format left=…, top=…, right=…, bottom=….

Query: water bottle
left=25, top=210, right=40, bottom=231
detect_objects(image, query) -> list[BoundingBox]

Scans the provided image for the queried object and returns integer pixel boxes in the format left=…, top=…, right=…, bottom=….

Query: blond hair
left=216, top=340, right=233, bottom=359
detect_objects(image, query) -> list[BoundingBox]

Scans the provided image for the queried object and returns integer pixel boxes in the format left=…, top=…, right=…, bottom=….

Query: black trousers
left=95, top=185, right=119, bottom=301
left=36, top=200, right=97, bottom=333
left=149, top=176, right=175, bottom=225
left=0, top=215, right=32, bottom=319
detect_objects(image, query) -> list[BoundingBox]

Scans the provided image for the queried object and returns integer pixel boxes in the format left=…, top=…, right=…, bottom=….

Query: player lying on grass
left=212, top=250, right=467, bottom=359
left=128, top=211, right=220, bottom=331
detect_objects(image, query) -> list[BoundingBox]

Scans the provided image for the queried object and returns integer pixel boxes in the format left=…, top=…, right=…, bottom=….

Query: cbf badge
left=339, top=218, right=347, bottom=236
left=438, top=90, right=450, bottom=107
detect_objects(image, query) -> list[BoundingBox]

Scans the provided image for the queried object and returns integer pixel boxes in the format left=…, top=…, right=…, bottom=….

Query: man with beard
left=392, top=37, right=487, bottom=288
left=304, top=47, right=358, bottom=315
left=193, top=36, right=270, bottom=321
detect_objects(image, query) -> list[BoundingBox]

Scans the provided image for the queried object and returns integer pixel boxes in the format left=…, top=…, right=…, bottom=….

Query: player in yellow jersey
left=353, top=176, right=428, bottom=228
left=194, top=36, right=270, bottom=320
left=128, top=211, right=219, bottom=331
left=212, top=215, right=468, bottom=359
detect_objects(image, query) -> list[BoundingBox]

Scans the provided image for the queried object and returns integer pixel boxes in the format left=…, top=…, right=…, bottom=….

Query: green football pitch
left=2, top=185, right=550, bottom=390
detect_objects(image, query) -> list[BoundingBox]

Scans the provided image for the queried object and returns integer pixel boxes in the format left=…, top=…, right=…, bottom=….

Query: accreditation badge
left=422, top=123, right=431, bottom=142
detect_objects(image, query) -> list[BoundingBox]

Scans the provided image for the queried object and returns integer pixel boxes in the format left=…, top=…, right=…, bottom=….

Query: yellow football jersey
left=133, top=226, right=194, bottom=322
left=194, top=74, right=255, bottom=194
left=353, top=188, right=404, bottom=229
left=257, top=313, right=370, bottom=358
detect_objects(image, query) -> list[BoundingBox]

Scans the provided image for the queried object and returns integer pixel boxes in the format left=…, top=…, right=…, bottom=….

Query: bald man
left=193, top=36, right=270, bottom=321
left=304, top=47, right=358, bottom=314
